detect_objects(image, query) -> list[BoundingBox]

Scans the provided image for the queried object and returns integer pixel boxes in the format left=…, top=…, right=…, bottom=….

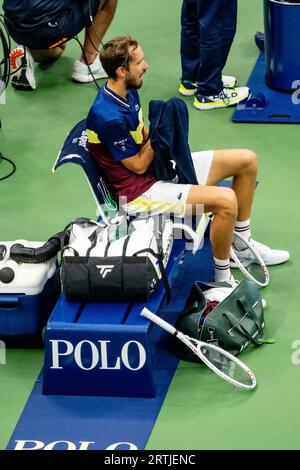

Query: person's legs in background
left=8, top=0, right=117, bottom=88
left=194, top=0, right=224, bottom=97
left=72, top=0, right=117, bottom=82
left=220, top=0, right=237, bottom=71
left=81, top=0, right=117, bottom=65
left=179, top=0, right=200, bottom=96
left=6, top=2, right=73, bottom=89
left=30, top=44, right=67, bottom=64
left=187, top=0, right=249, bottom=110
left=179, top=0, right=239, bottom=98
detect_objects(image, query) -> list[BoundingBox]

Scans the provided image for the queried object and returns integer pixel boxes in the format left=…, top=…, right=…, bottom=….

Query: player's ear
left=115, top=66, right=126, bottom=80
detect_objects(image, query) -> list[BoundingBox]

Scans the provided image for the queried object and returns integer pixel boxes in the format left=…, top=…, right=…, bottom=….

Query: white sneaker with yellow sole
left=194, top=86, right=249, bottom=110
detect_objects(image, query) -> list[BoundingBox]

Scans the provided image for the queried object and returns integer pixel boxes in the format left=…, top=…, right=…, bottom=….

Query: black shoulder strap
left=122, top=236, right=131, bottom=257
left=62, top=217, right=100, bottom=234
left=61, top=245, right=80, bottom=257
left=86, top=231, right=97, bottom=257
left=223, top=312, right=264, bottom=347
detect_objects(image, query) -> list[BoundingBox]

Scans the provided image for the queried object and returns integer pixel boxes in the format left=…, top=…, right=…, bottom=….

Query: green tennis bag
left=175, top=279, right=265, bottom=360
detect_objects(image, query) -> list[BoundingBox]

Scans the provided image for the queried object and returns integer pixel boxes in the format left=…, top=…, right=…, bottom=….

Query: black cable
left=0, top=13, right=24, bottom=80
left=0, top=153, right=16, bottom=181
left=86, top=27, right=102, bottom=55
left=73, top=35, right=100, bottom=90
left=47, top=9, right=101, bottom=91
left=88, top=0, right=104, bottom=53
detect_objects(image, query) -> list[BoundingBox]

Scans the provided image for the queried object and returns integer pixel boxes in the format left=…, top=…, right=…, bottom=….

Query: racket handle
left=140, top=308, right=176, bottom=336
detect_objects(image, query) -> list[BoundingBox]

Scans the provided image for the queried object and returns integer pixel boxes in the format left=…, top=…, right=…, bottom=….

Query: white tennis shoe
left=72, top=56, right=107, bottom=83
left=226, top=273, right=239, bottom=288
left=230, top=238, right=290, bottom=267
left=9, top=46, right=36, bottom=90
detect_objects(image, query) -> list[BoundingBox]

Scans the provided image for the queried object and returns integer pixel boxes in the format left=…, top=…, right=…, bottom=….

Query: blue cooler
left=0, top=241, right=60, bottom=343
left=264, top=0, right=300, bottom=92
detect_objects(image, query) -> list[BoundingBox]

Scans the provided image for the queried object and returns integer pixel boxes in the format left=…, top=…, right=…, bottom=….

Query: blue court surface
left=6, top=240, right=214, bottom=451
left=232, top=53, right=300, bottom=124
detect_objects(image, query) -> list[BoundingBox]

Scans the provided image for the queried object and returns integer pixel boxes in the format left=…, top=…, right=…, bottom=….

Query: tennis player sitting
left=86, top=36, right=289, bottom=287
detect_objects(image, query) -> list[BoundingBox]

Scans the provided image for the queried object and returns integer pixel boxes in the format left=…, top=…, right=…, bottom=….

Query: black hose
left=10, top=231, right=68, bottom=263
left=0, top=153, right=16, bottom=180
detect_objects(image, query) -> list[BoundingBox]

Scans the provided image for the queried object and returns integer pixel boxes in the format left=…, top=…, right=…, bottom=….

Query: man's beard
left=125, top=76, right=143, bottom=89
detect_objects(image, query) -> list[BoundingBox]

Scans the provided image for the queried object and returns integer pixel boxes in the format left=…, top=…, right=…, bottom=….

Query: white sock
left=234, top=219, right=251, bottom=240
left=214, top=257, right=231, bottom=283
left=234, top=219, right=252, bottom=251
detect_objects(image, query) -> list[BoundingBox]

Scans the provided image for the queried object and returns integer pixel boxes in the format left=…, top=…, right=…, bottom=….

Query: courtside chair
left=52, top=118, right=117, bottom=224
left=44, top=119, right=213, bottom=397
left=46, top=121, right=190, bottom=398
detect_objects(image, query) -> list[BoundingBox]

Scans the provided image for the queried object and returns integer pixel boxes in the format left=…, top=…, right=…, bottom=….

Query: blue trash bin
left=264, top=0, right=300, bottom=92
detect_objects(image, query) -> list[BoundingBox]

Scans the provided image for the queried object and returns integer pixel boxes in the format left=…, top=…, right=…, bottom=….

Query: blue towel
left=149, top=97, right=198, bottom=184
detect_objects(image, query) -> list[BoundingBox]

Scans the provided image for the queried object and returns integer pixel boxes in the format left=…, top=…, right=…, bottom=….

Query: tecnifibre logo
left=96, top=265, right=114, bottom=278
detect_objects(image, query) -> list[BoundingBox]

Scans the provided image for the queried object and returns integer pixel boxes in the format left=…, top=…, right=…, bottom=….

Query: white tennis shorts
left=122, top=150, right=214, bottom=217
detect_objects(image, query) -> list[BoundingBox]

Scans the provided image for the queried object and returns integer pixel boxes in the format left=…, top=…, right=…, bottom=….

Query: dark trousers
left=4, top=0, right=99, bottom=49
left=180, top=0, right=237, bottom=96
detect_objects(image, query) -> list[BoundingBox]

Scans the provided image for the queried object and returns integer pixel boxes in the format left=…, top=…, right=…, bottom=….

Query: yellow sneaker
left=194, top=86, right=249, bottom=110
left=222, top=75, right=237, bottom=88
left=179, top=76, right=237, bottom=96
left=179, top=80, right=197, bottom=96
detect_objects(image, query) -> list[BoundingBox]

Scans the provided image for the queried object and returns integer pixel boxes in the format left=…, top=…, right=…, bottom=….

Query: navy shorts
left=5, top=0, right=100, bottom=49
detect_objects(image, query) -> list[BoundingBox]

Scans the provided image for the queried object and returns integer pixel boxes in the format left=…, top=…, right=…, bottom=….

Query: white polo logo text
left=96, top=264, right=114, bottom=278
left=14, top=440, right=137, bottom=450
left=50, top=339, right=146, bottom=371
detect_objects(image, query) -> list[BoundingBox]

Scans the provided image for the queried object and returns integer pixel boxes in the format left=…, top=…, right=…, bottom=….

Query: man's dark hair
left=100, top=36, right=139, bottom=80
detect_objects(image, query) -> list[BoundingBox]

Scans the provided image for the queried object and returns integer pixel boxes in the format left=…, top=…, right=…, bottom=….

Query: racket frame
left=141, top=307, right=257, bottom=390
left=230, top=231, right=270, bottom=287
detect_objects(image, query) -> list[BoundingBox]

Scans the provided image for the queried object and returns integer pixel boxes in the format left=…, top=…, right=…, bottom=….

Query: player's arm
left=142, top=126, right=149, bottom=142
left=100, top=118, right=154, bottom=174
left=121, top=139, right=154, bottom=175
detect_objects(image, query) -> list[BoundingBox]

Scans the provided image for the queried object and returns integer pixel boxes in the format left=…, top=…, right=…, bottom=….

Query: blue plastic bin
left=264, top=0, right=300, bottom=92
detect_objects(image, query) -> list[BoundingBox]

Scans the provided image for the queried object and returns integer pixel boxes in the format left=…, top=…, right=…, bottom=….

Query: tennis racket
left=192, top=212, right=213, bottom=254
left=230, top=231, right=270, bottom=288
left=141, top=307, right=257, bottom=390
left=198, top=213, right=269, bottom=288
left=173, top=213, right=212, bottom=255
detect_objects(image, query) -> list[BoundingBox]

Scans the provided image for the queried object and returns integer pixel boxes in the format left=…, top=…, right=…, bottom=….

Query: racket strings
left=231, top=233, right=266, bottom=285
left=232, top=235, right=256, bottom=266
left=198, top=344, right=254, bottom=387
